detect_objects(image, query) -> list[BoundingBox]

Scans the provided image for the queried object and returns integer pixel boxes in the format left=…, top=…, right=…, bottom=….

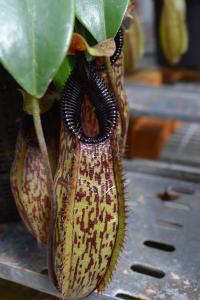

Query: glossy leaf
left=76, top=0, right=129, bottom=42
left=53, top=58, right=72, bottom=92
left=0, top=0, right=74, bottom=97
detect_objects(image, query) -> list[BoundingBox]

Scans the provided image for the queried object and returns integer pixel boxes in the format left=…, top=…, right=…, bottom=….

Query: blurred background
left=124, top=0, right=200, bottom=171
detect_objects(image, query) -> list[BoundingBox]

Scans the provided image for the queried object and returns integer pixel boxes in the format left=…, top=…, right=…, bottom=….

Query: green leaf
left=75, top=18, right=97, bottom=46
left=0, top=0, right=74, bottom=97
left=53, top=58, right=71, bottom=92
left=75, top=0, right=129, bottom=42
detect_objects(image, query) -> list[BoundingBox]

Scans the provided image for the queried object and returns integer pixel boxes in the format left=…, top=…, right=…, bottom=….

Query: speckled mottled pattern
left=53, top=54, right=128, bottom=299
left=54, top=125, right=119, bottom=299
left=100, top=54, right=129, bottom=147
left=10, top=132, right=51, bottom=243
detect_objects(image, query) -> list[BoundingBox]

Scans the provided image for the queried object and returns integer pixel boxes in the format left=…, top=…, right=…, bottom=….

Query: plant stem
left=31, top=97, right=56, bottom=285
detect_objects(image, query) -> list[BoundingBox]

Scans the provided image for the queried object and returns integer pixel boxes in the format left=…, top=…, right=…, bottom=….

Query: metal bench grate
left=0, top=169, right=199, bottom=300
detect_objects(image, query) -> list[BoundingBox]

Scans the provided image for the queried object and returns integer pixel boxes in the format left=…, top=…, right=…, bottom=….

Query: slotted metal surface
left=0, top=169, right=200, bottom=300
left=125, top=82, right=200, bottom=123
left=160, top=122, right=200, bottom=167
left=106, top=171, right=200, bottom=300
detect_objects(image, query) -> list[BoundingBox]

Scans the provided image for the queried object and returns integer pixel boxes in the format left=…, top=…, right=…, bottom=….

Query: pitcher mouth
left=61, top=62, right=117, bottom=144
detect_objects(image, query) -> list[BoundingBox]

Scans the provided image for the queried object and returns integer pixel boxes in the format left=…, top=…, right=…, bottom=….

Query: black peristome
left=93, top=28, right=124, bottom=72
left=61, top=62, right=117, bottom=144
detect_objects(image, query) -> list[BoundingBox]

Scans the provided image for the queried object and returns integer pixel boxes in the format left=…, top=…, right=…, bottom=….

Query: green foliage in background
left=0, top=0, right=129, bottom=98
